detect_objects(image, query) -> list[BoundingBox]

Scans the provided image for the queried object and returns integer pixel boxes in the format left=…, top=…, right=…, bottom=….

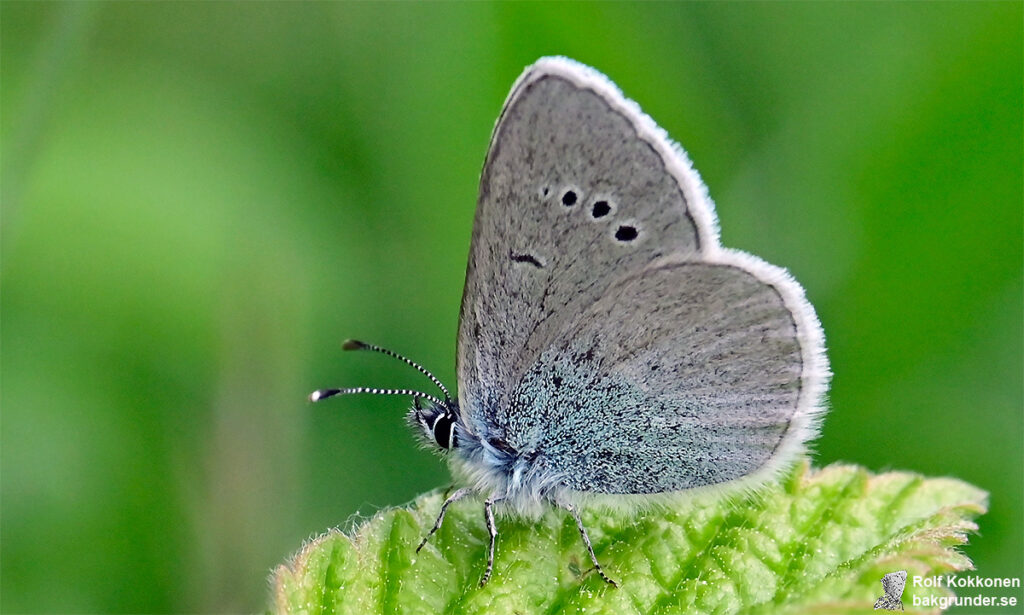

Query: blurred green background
left=2, top=2, right=1021, bottom=613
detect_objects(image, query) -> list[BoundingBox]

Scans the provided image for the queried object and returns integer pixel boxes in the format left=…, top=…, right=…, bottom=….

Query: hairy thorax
left=449, top=423, right=568, bottom=518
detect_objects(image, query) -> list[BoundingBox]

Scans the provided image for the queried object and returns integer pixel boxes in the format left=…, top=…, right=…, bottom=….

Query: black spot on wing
left=615, top=225, right=638, bottom=242
left=509, top=249, right=544, bottom=268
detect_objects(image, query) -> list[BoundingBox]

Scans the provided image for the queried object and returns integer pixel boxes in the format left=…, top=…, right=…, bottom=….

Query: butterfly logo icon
left=874, top=570, right=907, bottom=611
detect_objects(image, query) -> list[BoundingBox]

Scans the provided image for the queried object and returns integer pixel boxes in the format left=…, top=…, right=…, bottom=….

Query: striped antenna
left=309, top=387, right=446, bottom=408
left=342, top=339, right=452, bottom=401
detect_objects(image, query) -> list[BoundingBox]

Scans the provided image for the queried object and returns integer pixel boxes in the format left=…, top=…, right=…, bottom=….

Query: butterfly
left=312, top=57, right=829, bottom=587
left=874, top=570, right=907, bottom=610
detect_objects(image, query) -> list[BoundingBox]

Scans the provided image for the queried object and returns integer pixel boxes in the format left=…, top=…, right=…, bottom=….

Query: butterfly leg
left=417, top=487, right=471, bottom=552
left=479, top=495, right=505, bottom=586
left=558, top=501, right=618, bottom=587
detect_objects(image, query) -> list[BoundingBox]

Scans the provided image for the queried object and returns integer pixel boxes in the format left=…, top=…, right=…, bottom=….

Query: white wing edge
left=708, top=247, right=832, bottom=490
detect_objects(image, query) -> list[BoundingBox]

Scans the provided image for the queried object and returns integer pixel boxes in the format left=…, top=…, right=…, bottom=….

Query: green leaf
left=271, top=461, right=986, bottom=615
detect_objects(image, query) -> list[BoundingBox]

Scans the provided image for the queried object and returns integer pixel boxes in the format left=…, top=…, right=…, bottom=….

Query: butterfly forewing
left=457, top=61, right=703, bottom=432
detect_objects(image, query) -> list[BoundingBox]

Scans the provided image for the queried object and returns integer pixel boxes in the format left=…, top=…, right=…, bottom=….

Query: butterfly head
left=309, top=339, right=463, bottom=453
left=410, top=397, right=461, bottom=451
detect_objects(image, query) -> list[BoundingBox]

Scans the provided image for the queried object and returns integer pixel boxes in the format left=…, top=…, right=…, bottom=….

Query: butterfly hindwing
left=503, top=257, right=806, bottom=493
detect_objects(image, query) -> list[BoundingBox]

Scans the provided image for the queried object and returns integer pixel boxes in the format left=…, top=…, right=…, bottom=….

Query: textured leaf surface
left=271, top=462, right=986, bottom=615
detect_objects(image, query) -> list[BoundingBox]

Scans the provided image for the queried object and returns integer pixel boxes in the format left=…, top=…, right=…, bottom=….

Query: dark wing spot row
left=540, top=184, right=640, bottom=244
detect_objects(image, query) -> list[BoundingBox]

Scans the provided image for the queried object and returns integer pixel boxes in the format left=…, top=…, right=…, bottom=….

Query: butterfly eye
left=591, top=200, right=612, bottom=218
left=432, top=413, right=454, bottom=450
left=561, top=189, right=578, bottom=206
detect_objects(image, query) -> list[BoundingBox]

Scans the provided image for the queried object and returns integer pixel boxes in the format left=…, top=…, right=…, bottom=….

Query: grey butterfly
left=312, top=56, right=830, bottom=587
left=874, top=570, right=907, bottom=610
